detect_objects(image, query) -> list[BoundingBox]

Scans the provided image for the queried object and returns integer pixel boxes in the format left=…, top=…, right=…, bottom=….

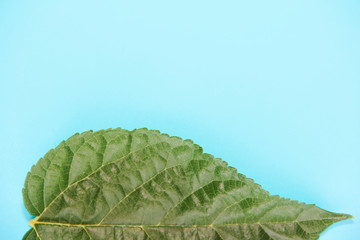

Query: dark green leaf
left=23, top=128, right=352, bottom=239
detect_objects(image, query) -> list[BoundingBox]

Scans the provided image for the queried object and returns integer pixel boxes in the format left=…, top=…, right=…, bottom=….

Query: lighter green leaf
left=23, top=128, right=352, bottom=240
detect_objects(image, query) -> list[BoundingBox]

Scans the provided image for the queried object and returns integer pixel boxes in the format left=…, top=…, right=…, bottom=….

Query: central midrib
left=33, top=218, right=341, bottom=228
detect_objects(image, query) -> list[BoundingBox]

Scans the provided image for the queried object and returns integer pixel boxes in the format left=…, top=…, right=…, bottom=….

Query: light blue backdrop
left=0, top=0, right=359, bottom=239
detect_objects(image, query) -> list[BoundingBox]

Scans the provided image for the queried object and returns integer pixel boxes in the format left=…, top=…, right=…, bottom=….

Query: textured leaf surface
left=23, top=128, right=351, bottom=240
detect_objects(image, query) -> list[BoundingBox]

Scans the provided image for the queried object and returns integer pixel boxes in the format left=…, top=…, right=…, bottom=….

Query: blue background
left=0, top=0, right=359, bottom=239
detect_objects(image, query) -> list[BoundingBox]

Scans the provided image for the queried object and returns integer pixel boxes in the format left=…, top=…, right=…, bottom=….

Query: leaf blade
left=23, top=128, right=352, bottom=240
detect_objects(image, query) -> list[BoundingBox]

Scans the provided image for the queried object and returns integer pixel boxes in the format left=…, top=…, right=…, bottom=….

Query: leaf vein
left=39, top=142, right=161, bottom=219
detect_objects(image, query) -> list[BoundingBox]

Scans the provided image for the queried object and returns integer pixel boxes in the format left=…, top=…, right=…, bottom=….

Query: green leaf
left=23, top=128, right=352, bottom=240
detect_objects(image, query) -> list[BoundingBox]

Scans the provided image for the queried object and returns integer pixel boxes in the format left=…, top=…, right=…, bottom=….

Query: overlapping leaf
left=23, top=128, right=351, bottom=239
